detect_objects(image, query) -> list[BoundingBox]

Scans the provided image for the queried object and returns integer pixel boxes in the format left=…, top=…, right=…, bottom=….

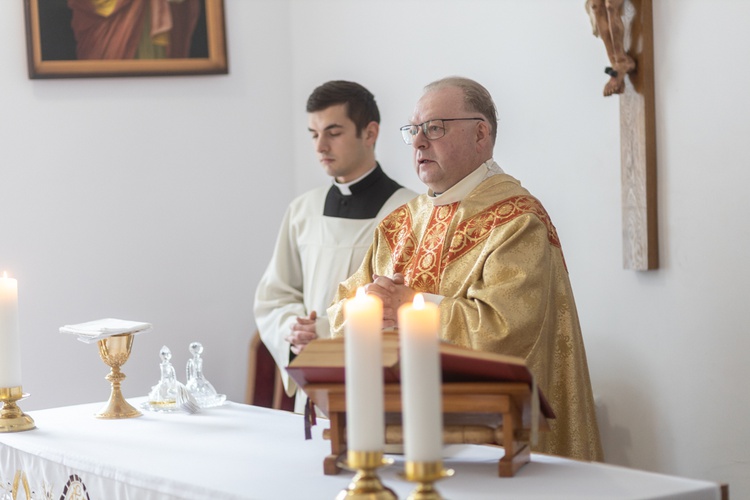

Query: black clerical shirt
left=323, top=164, right=403, bottom=219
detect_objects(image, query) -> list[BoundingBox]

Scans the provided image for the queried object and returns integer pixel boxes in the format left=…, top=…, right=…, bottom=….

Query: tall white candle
left=0, top=272, right=22, bottom=389
left=343, top=287, right=385, bottom=452
left=398, top=293, right=443, bottom=462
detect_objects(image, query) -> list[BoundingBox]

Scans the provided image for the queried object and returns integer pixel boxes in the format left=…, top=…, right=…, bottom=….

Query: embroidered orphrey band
left=380, top=195, right=564, bottom=293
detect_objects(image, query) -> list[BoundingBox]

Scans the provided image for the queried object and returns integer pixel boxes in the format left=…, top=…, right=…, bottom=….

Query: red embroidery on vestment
left=406, top=203, right=459, bottom=294
left=381, top=205, right=416, bottom=273
left=444, top=195, right=561, bottom=266
left=379, top=195, right=564, bottom=292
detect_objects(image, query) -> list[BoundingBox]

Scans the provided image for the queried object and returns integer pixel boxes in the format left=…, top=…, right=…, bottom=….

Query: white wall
left=288, top=0, right=750, bottom=496
left=2, top=0, right=749, bottom=497
left=0, top=0, right=293, bottom=413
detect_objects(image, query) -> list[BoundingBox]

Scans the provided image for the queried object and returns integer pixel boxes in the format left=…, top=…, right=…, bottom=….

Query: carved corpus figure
left=586, top=0, right=636, bottom=96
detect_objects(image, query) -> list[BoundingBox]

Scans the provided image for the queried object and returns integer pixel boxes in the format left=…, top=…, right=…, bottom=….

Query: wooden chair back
left=245, top=330, right=295, bottom=411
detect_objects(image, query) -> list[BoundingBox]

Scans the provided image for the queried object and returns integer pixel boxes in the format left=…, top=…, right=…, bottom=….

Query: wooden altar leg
left=499, top=444, right=531, bottom=478
left=498, top=399, right=530, bottom=477
left=324, top=411, right=346, bottom=475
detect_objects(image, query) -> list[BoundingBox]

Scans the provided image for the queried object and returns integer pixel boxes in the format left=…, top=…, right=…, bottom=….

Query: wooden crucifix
left=586, top=0, right=658, bottom=270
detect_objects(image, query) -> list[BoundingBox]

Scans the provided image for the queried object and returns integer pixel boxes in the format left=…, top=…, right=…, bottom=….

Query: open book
left=286, top=330, right=554, bottom=418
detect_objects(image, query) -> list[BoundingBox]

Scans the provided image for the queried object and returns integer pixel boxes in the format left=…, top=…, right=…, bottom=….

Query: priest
left=328, top=76, right=603, bottom=462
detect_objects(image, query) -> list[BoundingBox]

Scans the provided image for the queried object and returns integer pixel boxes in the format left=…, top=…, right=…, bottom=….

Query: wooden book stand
left=287, top=332, right=553, bottom=478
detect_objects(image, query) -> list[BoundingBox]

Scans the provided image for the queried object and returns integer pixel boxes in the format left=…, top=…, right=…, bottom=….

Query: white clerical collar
left=428, top=158, right=504, bottom=206
left=333, top=165, right=377, bottom=196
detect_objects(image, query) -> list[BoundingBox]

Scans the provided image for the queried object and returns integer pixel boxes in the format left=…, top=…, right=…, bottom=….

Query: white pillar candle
left=398, top=293, right=443, bottom=462
left=343, top=287, right=385, bottom=452
left=0, top=272, right=22, bottom=389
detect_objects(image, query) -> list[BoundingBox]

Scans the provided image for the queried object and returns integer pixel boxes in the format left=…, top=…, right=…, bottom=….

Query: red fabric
left=252, top=340, right=295, bottom=412
left=165, top=0, right=201, bottom=58
left=67, top=0, right=200, bottom=59
left=68, top=0, right=146, bottom=59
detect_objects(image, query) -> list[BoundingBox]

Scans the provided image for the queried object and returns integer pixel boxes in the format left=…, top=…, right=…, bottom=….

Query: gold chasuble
left=329, top=170, right=603, bottom=462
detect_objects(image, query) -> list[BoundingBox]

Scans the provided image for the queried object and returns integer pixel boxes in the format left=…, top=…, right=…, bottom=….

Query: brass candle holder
left=403, top=461, right=454, bottom=500
left=95, top=333, right=141, bottom=419
left=336, top=450, right=397, bottom=500
left=0, top=386, right=35, bottom=432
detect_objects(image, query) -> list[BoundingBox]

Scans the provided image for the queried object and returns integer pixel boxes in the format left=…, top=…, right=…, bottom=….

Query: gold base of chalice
left=95, top=333, right=141, bottom=419
left=403, top=460, right=454, bottom=500
left=0, top=386, right=35, bottom=433
left=336, top=450, right=397, bottom=500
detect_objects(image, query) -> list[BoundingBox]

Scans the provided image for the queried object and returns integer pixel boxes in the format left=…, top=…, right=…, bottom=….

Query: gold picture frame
left=23, top=0, right=228, bottom=79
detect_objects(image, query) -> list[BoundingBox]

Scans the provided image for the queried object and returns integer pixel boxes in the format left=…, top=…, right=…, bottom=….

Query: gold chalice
left=95, top=333, right=141, bottom=419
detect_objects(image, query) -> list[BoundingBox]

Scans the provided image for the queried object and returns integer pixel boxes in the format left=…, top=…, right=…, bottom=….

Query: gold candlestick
left=0, top=386, right=35, bottom=432
left=95, top=333, right=141, bottom=419
left=403, top=461, right=454, bottom=500
left=336, top=450, right=397, bottom=500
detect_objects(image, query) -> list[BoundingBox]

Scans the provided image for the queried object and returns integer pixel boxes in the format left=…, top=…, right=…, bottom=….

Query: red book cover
left=286, top=331, right=554, bottom=418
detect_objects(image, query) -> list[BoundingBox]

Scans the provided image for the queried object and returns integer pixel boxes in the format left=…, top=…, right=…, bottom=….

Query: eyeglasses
left=400, top=117, right=485, bottom=145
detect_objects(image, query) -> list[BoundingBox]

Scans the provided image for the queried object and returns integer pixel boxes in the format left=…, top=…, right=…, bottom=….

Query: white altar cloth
left=0, top=399, right=720, bottom=500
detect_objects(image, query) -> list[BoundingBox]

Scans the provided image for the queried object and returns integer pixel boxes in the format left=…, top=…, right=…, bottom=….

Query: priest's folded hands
left=363, top=273, right=415, bottom=329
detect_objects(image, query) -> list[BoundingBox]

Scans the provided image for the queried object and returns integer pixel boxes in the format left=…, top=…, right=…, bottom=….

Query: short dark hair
left=306, top=81, right=380, bottom=136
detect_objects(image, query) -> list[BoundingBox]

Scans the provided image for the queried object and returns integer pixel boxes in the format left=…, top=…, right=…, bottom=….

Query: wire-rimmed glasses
left=400, top=117, right=485, bottom=145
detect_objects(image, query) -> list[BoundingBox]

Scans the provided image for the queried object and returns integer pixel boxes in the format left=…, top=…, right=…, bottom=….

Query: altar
left=0, top=399, right=721, bottom=499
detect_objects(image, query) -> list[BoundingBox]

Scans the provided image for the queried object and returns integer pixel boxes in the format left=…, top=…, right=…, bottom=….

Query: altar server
left=254, top=81, right=416, bottom=413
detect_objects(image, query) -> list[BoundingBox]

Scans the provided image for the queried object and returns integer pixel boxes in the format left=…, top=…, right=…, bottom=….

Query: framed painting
left=23, top=0, right=228, bottom=79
